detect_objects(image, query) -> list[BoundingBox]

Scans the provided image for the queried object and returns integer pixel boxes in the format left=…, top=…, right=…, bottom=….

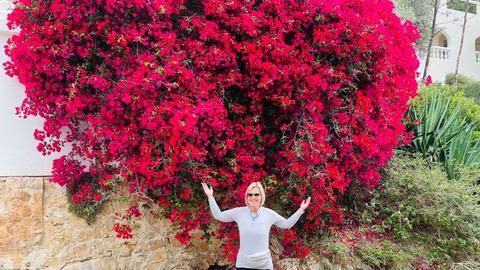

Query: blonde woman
left=201, top=181, right=311, bottom=270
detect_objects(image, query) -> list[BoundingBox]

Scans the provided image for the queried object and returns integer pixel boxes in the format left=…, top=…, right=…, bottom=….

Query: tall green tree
left=422, top=0, right=443, bottom=82
left=392, top=0, right=434, bottom=56
left=453, top=0, right=470, bottom=86
left=392, top=0, right=443, bottom=82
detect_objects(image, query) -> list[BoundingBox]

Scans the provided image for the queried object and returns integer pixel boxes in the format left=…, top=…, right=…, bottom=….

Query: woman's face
left=247, top=187, right=261, bottom=208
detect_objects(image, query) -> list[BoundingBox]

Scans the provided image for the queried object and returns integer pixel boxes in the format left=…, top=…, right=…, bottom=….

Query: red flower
left=424, top=75, right=432, bottom=86
left=6, top=0, right=419, bottom=259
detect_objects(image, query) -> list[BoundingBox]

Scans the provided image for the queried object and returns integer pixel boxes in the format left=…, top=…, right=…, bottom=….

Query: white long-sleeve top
left=208, top=197, right=305, bottom=269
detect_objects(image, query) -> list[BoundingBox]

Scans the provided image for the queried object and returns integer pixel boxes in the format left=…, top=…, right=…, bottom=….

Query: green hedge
left=445, top=73, right=480, bottom=104
left=361, top=154, right=480, bottom=264
left=405, top=85, right=480, bottom=178
left=447, top=0, right=477, bottom=14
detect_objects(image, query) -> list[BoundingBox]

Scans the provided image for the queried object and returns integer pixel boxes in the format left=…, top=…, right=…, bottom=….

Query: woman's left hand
left=300, top=197, right=311, bottom=211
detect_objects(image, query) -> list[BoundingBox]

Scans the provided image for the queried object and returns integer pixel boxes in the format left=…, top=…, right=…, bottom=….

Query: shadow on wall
left=208, top=265, right=227, bottom=270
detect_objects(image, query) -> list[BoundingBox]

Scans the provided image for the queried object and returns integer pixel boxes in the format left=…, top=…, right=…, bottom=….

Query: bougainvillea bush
left=5, top=0, right=419, bottom=260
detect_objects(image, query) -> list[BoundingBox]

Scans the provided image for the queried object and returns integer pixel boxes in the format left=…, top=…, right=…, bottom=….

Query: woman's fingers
left=201, top=182, right=213, bottom=195
left=300, top=196, right=311, bottom=209
left=201, top=182, right=209, bottom=193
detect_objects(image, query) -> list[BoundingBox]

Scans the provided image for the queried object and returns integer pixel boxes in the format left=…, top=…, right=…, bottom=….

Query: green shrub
left=447, top=0, right=478, bottom=14
left=381, top=206, right=415, bottom=240
left=320, top=241, right=353, bottom=265
left=364, top=154, right=480, bottom=263
left=404, top=85, right=480, bottom=178
left=66, top=173, right=105, bottom=225
left=445, top=73, right=475, bottom=87
left=445, top=73, right=480, bottom=105
left=67, top=200, right=102, bottom=225
left=412, top=85, right=480, bottom=126
left=463, top=81, right=480, bottom=105
left=357, top=240, right=412, bottom=268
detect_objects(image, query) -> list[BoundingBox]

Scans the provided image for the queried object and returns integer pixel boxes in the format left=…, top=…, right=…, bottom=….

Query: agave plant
left=404, top=88, right=480, bottom=179
left=447, top=124, right=480, bottom=178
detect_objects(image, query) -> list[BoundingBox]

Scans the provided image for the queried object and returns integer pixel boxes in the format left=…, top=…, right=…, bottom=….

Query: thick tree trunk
left=453, top=0, right=470, bottom=86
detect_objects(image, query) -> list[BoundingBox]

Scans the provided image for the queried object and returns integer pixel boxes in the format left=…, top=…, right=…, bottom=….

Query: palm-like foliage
left=404, top=89, right=480, bottom=178
left=447, top=125, right=480, bottom=178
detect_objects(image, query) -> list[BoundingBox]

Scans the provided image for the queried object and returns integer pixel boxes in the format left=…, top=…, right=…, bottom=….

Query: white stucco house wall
left=418, top=0, right=480, bottom=82
left=0, top=0, right=61, bottom=176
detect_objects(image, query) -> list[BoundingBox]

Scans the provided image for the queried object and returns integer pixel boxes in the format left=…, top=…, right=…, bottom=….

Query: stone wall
left=0, top=177, right=335, bottom=270
left=0, top=177, right=236, bottom=270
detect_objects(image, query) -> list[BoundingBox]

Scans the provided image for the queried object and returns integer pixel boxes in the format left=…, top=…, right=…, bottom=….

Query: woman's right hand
left=201, top=182, right=214, bottom=199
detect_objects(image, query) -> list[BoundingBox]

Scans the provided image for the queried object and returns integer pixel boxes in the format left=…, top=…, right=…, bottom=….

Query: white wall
left=419, top=0, right=480, bottom=83
left=0, top=1, right=60, bottom=176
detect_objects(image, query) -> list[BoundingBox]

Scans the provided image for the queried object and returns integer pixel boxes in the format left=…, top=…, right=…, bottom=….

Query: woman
left=201, top=181, right=311, bottom=270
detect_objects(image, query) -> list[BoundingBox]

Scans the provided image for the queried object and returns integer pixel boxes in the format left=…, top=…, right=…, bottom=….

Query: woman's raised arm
left=272, top=197, right=311, bottom=229
left=202, top=182, right=237, bottom=223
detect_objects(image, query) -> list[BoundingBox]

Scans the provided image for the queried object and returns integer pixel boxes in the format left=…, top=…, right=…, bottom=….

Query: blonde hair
left=244, top=182, right=266, bottom=206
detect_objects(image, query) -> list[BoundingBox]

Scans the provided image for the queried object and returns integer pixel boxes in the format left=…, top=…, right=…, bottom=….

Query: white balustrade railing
left=431, top=46, right=450, bottom=60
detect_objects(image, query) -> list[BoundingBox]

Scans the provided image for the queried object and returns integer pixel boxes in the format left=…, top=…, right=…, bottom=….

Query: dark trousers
left=236, top=268, right=271, bottom=270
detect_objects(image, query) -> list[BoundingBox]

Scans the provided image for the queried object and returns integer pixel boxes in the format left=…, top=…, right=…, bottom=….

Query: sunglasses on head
left=247, top=193, right=261, bottom=197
